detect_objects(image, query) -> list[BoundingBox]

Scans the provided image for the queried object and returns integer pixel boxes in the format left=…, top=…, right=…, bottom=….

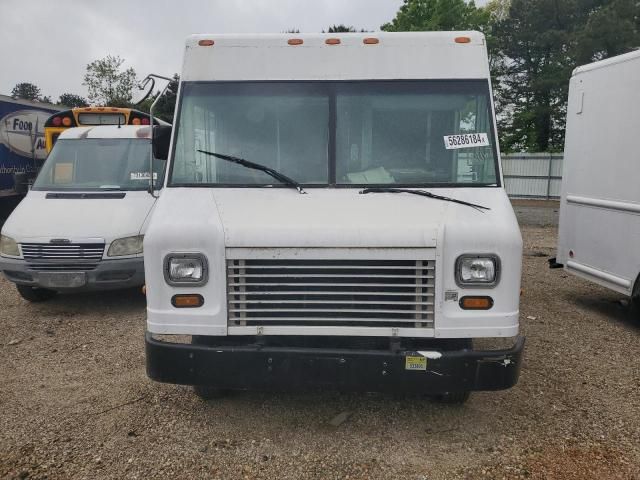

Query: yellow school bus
left=44, top=107, right=161, bottom=153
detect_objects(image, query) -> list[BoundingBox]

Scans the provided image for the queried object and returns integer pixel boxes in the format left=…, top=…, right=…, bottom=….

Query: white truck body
left=556, top=50, right=640, bottom=299
left=144, top=32, right=524, bottom=398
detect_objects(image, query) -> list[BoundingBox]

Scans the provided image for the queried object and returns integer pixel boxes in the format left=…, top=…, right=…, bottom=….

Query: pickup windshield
left=170, top=80, right=498, bottom=187
left=33, top=138, right=166, bottom=191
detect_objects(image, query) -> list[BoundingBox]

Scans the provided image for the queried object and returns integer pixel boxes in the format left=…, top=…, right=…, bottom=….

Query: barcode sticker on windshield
left=130, top=172, right=157, bottom=180
left=444, top=133, right=490, bottom=150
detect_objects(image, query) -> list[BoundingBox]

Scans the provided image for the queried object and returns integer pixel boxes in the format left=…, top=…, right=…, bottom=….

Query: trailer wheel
left=434, top=391, right=471, bottom=404
left=16, top=285, right=57, bottom=302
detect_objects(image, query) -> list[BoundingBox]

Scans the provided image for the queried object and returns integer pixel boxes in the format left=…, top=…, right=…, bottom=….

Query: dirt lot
left=1, top=209, right=639, bottom=479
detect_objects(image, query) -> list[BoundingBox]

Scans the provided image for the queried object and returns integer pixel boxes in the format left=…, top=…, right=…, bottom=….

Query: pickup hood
left=2, top=190, right=157, bottom=241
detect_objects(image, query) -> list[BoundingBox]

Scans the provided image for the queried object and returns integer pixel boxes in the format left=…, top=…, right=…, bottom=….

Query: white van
left=555, top=50, right=640, bottom=315
left=144, top=32, right=524, bottom=402
left=0, top=125, right=167, bottom=302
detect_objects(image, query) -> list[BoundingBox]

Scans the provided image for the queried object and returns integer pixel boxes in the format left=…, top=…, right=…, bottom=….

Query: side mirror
left=13, top=172, right=29, bottom=195
left=153, top=125, right=172, bottom=160
left=132, top=77, right=155, bottom=105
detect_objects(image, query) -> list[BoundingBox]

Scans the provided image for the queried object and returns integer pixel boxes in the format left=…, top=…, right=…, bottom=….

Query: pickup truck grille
left=226, top=259, right=435, bottom=328
left=20, top=243, right=105, bottom=271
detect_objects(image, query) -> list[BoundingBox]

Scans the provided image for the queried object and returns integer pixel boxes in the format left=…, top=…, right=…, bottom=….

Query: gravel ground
left=1, top=221, right=640, bottom=479
left=511, top=199, right=560, bottom=228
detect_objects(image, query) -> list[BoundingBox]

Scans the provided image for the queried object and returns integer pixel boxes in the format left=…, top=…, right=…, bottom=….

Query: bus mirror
left=153, top=125, right=172, bottom=160
left=133, top=77, right=155, bottom=105
left=13, top=172, right=29, bottom=195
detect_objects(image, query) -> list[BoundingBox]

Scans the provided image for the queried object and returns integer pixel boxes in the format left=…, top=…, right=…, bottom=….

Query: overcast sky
left=0, top=0, right=411, bottom=101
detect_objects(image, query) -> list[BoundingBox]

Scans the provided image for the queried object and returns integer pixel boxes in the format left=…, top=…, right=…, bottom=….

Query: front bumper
left=146, top=333, right=525, bottom=394
left=0, top=255, right=145, bottom=291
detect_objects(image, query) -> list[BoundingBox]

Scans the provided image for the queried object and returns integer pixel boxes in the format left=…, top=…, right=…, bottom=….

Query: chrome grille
left=21, top=243, right=104, bottom=271
left=226, top=259, right=435, bottom=328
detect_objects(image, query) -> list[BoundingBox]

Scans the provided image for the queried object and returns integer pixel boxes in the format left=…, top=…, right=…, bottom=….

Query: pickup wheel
left=16, top=285, right=57, bottom=302
left=434, top=391, right=471, bottom=404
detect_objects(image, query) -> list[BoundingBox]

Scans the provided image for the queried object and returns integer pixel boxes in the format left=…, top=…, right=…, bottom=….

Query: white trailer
left=555, top=50, right=640, bottom=313
left=144, top=32, right=524, bottom=403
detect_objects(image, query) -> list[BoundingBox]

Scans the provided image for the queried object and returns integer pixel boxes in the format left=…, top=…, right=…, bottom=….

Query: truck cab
left=0, top=125, right=167, bottom=301
left=144, top=32, right=524, bottom=402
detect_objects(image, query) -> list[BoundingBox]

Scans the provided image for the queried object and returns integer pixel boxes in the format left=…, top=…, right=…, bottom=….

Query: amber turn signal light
left=459, top=296, right=493, bottom=310
left=171, top=294, right=204, bottom=308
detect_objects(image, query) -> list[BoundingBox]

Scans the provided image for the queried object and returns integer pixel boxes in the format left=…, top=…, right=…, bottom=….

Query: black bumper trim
left=146, top=333, right=525, bottom=394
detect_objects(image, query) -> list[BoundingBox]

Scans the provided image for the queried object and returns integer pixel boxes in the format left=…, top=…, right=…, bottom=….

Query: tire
left=630, top=276, right=640, bottom=322
left=16, top=285, right=57, bottom=302
left=191, top=336, right=229, bottom=400
left=434, top=391, right=471, bottom=404
left=631, top=294, right=640, bottom=322
left=193, top=385, right=227, bottom=401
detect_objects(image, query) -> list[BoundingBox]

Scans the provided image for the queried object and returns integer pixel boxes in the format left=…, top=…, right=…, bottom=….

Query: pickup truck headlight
left=456, top=255, right=499, bottom=287
left=107, top=235, right=144, bottom=257
left=164, top=254, right=208, bottom=286
left=0, top=235, right=20, bottom=257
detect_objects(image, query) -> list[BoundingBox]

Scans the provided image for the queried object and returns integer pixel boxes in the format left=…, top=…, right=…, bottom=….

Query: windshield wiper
left=197, top=150, right=306, bottom=194
left=359, top=187, right=490, bottom=212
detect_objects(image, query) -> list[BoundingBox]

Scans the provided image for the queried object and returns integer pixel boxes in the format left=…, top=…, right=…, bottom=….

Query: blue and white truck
left=0, top=95, right=63, bottom=206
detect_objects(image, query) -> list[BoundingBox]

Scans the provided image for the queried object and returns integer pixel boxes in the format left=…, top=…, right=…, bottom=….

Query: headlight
left=164, top=254, right=208, bottom=286
left=0, top=235, right=20, bottom=257
left=456, top=255, right=499, bottom=287
left=107, top=235, right=144, bottom=257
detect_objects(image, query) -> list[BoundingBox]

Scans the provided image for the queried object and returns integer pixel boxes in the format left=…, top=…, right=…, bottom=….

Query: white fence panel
left=501, top=153, right=563, bottom=199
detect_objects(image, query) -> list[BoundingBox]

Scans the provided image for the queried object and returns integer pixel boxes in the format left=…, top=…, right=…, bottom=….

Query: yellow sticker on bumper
left=405, top=355, right=427, bottom=371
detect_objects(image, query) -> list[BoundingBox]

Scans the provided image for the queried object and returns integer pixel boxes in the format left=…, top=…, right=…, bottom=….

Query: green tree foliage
left=11, top=82, right=42, bottom=101
left=381, top=0, right=487, bottom=31
left=327, top=24, right=356, bottom=32
left=57, top=93, right=88, bottom=108
left=83, top=55, right=137, bottom=107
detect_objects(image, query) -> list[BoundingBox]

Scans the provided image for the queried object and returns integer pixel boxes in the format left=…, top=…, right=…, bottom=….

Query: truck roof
left=573, top=48, right=640, bottom=76
left=182, top=32, right=489, bottom=82
left=57, top=125, right=155, bottom=140
left=0, top=94, right=64, bottom=111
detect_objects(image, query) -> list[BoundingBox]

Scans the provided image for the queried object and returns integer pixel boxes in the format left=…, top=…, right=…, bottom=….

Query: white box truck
left=555, top=50, right=640, bottom=315
left=144, top=32, right=524, bottom=403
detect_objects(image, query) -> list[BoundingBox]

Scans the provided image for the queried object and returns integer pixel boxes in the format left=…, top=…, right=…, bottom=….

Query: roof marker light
left=62, top=117, right=72, bottom=127
left=363, top=38, right=379, bottom=45
left=198, top=39, right=214, bottom=46
left=455, top=36, right=472, bottom=44
left=288, top=38, right=303, bottom=45
left=325, top=38, right=341, bottom=45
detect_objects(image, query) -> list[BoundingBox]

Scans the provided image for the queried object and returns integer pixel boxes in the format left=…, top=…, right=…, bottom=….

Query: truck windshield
left=170, top=80, right=498, bottom=187
left=32, top=138, right=166, bottom=191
